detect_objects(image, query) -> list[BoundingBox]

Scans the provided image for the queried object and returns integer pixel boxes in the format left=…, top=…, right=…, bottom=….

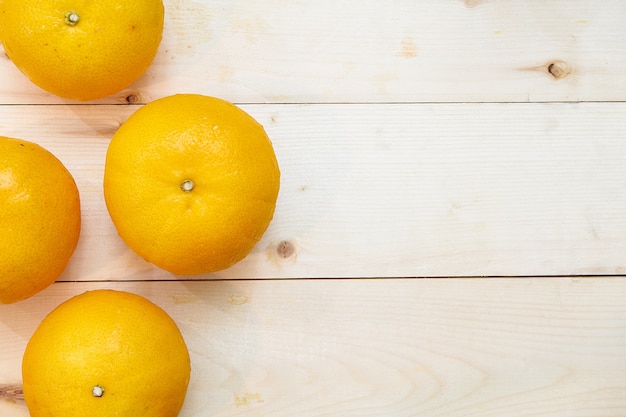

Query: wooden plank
left=1, top=278, right=625, bottom=416
left=1, top=3, right=625, bottom=417
left=1, top=0, right=626, bottom=104
left=1, top=102, right=626, bottom=279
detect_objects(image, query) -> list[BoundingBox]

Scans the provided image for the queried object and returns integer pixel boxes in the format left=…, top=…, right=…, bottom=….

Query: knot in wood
left=125, top=92, right=141, bottom=104
left=276, top=240, right=295, bottom=259
left=547, top=60, right=572, bottom=80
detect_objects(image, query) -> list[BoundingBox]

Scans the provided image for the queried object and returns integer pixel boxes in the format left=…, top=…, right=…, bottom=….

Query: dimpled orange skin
left=0, top=136, right=80, bottom=304
left=22, top=289, right=191, bottom=417
left=104, top=94, right=281, bottom=275
left=0, top=0, right=164, bottom=101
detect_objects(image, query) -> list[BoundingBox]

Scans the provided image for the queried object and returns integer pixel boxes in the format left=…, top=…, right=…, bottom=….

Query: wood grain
left=1, top=1, right=626, bottom=416
left=1, top=103, right=626, bottom=279
left=1, top=0, right=625, bottom=104
left=1, top=278, right=625, bottom=417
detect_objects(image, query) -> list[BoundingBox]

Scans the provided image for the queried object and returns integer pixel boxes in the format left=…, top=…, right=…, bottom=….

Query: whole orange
left=22, top=289, right=191, bottom=417
left=0, top=0, right=164, bottom=101
left=0, top=136, right=80, bottom=304
left=104, top=94, right=280, bottom=275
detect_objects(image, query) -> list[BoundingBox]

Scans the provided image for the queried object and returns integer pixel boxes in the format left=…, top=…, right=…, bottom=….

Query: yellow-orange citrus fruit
left=104, top=94, right=280, bottom=275
left=0, top=0, right=164, bottom=101
left=22, top=289, right=191, bottom=417
left=0, top=136, right=80, bottom=304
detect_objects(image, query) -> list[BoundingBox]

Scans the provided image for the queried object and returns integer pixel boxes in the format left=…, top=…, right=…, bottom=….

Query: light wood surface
left=2, top=278, right=626, bottom=417
left=2, top=0, right=626, bottom=104
left=1, top=1, right=626, bottom=416
left=2, top=103, right=626, bottom=279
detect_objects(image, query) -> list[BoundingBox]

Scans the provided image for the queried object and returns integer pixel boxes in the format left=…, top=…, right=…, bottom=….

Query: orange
left=104, top=94, right=280, bottom=275
left=0, top=0, right=164, bottom=101
left=0, top=136, right=80, bottom=304
left=22, top=289, right=191, bottom=417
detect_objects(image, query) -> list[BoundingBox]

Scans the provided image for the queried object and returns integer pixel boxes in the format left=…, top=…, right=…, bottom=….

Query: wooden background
left=2, top=1, right=626, bottom=415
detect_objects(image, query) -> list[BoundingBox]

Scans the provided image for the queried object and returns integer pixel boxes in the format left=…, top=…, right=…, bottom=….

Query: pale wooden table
left=2, top=1, right=626, bottom=416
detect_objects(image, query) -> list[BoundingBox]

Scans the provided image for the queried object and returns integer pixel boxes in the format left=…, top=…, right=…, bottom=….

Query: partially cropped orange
left=0, top=136, right=80, bottom=304
left=0, top=0, right=164, bottom=101
left=22, top=289, right=191, bottom=417
left=104, top=94, right=280, bottom=275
